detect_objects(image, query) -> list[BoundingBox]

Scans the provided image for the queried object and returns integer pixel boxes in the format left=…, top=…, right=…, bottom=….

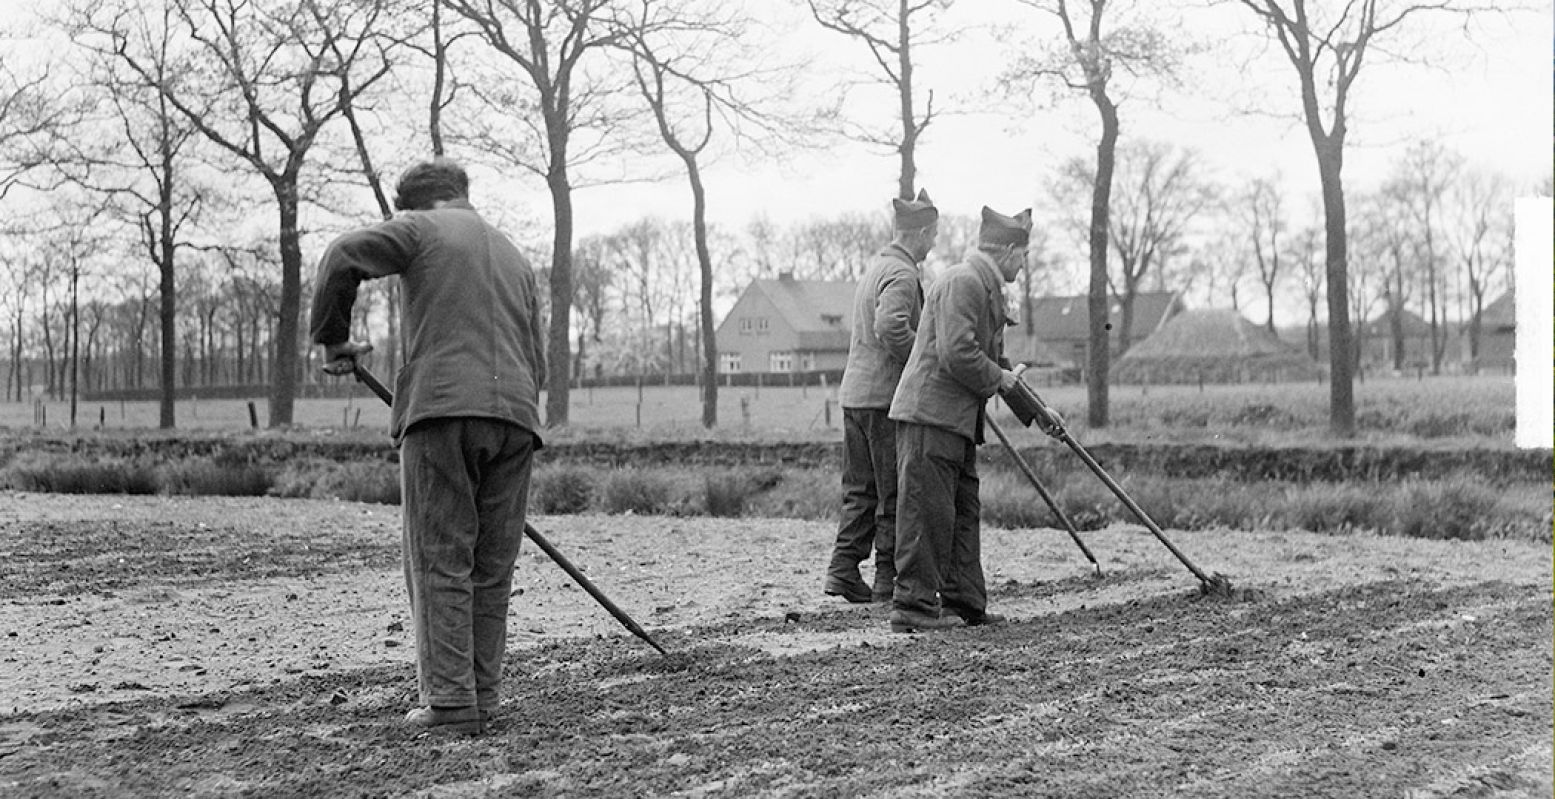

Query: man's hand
left=998, top=369, right=1020, bottom=395
left=322, top=341, right=373, bottom=376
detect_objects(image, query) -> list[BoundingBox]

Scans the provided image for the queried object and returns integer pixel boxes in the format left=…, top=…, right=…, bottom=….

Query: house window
left=769, top=351, right=793, bottom=372
left=739, top=319, right=752, bottom=334
left=801, top=352, right=816, bottom=370
left=820, top=314, right=842, bottom=326
left=756, top=317, right=770, bottom=332
left=720, top=353, right=742, bottom=373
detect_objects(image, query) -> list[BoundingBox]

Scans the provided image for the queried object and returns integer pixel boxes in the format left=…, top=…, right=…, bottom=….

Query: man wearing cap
left=824, top=189, right=938, bottom=604
left=885, top=205, right=1031, bottom=633
left=309, top=157, right=545, bottom=735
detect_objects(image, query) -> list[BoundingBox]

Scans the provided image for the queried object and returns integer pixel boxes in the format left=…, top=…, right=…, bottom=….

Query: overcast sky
left=564, top=2, right=1552, bottom=238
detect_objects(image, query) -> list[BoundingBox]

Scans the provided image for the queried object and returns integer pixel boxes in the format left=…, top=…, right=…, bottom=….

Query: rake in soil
left=999, top=372, right=1234, bottom=597
left=350, top=363, right=669, bottom=655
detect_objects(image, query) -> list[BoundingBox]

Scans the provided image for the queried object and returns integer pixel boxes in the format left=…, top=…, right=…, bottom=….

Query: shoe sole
left=824, top=590, right=873, bottom=604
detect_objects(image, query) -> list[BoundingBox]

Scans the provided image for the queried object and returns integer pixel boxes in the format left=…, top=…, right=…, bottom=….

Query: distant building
left=716, top=276, right=1184, bottom=379
left=1469, top=290, right=1514, bottom=373
left=715, top=272, right=852, bottom=374
left=1006, top=291, right=1184, bottom=371
left=1358, top=308, right=1464, bottom=372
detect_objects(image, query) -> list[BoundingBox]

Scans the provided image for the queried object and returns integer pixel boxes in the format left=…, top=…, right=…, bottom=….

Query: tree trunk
left=1316, top=143, right=1355, bottom=436
left=686, top=158, right=717, bottom=428
left=1085, top=94, right=1119, bottom=428
left=895, top=0, right=916, bottom=200
left=544, top=165, right=574, bottom=427
left=271, top=178, right=302, bottom=427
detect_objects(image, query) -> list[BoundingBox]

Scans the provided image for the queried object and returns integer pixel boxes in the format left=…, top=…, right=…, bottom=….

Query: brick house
left=715, top=272, right=853, bottom=374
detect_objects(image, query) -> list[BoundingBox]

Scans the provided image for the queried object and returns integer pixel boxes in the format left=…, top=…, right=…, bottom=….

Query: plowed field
left=0, top=492, right=1549, bottom=798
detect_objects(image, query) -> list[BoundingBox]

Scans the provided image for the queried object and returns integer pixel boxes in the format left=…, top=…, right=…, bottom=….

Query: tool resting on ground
left=348, top=359, right=669, bottom=655
left=998, top=369, right=1232, bottom=595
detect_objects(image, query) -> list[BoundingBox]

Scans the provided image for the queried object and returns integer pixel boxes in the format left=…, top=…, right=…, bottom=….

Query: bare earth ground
left=0, top=491, right=1549, bottom=798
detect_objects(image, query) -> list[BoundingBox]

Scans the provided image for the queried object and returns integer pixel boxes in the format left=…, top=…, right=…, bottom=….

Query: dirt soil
left=0, top=490, right=1549, bottom=798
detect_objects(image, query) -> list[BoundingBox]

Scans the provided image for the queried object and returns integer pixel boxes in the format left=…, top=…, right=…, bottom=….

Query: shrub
left=704, top=474, right=747, bottom=517
left=313, top=461, right=400, bottom=504
left=702, top=467, right=790, bottom=518
left=1278, top=482, right=1389, bottom=534
left=1, top=454, right=158, bottom=495
left=600, top=469, right=673, bottom=515
left=160, top=458, right=272, bottom=497
left=1390, top=477, right=1501, bottom=541
left=980, top=469, right=1066, bottom=530
left=532, top=466, right=597, bottom=514
left=746, top=468, right=837, bottom=521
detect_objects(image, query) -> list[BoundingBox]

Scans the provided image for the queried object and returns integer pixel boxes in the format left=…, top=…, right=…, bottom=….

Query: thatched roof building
left=1111, top=308, right=1322, bottom=384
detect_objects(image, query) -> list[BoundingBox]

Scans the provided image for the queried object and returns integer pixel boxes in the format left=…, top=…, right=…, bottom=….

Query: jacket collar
left=965, top=250, right=1007, bottom=325
left=882, top=242, right=920, bottom=267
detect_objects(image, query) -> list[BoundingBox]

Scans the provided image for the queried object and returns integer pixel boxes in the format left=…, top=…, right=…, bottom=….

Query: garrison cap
left=978, top=206, right=1032, bottom=248
left=891, top=189, right=938, bottom=229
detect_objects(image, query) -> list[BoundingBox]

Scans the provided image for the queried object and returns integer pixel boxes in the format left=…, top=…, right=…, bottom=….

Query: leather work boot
left=889, top=608, right=964, bottom=633
left=824, top=574, right=873, bottom=604
left=942, top=608, right=1007, bottom=627
left=871, top=567, right=895, bottom=603
left=404, top=705, right=485, bottom=736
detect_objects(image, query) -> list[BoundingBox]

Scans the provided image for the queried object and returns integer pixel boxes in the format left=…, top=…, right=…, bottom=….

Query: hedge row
left=0, top=431, right=1546, bottom=484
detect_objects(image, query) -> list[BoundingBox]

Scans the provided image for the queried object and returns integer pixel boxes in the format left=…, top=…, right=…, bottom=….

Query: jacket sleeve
left=932, top=274, right=1004, bottom=399
left=528, top=271, right=547, bottom=390
left=308, top=217, right=420, bottom=346
left=872, top=268, right=919, bottom=363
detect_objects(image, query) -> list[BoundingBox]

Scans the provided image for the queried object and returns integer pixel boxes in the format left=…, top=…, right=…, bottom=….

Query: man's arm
left=308, top=218, right=419, bottom=347
left=872, top=268, right=919, bottom=363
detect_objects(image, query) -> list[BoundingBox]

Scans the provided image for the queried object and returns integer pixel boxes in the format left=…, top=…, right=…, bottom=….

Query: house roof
left=1360, top=308, right=1433, bottom=337
left=714, top=276, right=854, bottom=350
left=1021, top=291, right=1181, bottom=340
left=1112, top=308, right=1320, bottom=381
left=1117, top=308, right=1307, bottom=360
left=1477, top=290, right=1514, bottom=329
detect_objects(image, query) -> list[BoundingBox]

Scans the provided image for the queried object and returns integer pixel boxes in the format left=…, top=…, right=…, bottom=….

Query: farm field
left=0, top=374, right=1521, bottom=446
left=0, top=493, right=1549, bottom=797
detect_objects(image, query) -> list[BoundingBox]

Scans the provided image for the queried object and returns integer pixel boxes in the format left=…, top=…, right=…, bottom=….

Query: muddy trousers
left=400, top=418, right=536, bottom=710
left=891, top=422, right=986, bottom=617
left=826, top=408, right=898, bottom=593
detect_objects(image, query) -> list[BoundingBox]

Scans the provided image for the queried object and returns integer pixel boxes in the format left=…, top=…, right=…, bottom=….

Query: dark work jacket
left=888, top=251, right=1006, bottom=444
left=838, top=243, right=922, bottom=410
left=309, top=200, right=546, bottom=445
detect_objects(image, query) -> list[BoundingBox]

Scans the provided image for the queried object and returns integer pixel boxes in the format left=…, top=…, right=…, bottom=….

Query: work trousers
left=827, top=408, right=898, bottom=591
left=892, top=421, right=986, bottom=617
left=400, top=417, right=536, bottom=710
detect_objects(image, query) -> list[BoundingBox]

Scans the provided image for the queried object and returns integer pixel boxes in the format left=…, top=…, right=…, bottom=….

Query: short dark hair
left=393, top=158, right=469, bottom=211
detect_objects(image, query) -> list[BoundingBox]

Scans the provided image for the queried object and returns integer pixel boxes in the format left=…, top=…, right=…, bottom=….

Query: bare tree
left=622, top=0, right=789, bottom=427
left=1231, top=0, right=1506, bottom=434
left=1055, top=140, right=1213, bottom=355
left=1006, top=0, right=1185, bottom=427
left=1292, top=223, right=1324, bottom=359
left=60, top=0, right=213, bottom=428
left=1240, top=174, right=1286, bottom=334
left=1385, top=139, right=1460, bottom=374
left=1449, top=167, right=1512, bottom=370
left=806, top=0, right=952, bottom=200
left=112, top=0, right=393, bottom=426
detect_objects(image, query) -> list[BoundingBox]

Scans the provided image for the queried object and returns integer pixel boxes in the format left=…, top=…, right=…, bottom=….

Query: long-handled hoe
left=985, top=415, right=1102, bottom=576
left=351, top=363, right=669, bottom=655
left=1000, top=371, right=1234, bottom=597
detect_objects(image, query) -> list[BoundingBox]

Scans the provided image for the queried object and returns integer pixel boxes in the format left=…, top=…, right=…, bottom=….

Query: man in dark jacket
left=824, top=189, right=938, bottom=604
left=309, top=158, right=545, bottom=735
left=886, top=206, right=1031, bottom=633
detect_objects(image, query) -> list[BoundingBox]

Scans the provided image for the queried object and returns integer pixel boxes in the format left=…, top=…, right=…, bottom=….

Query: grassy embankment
left=1, top=375, right=1547, bottom=541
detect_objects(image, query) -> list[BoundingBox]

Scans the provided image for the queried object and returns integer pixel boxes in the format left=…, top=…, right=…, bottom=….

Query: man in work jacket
left=824, top=190, right=939, bottom=604
left=886, top=205, right=1031, bottom=633
left=309, top=158, right=545, bottom=735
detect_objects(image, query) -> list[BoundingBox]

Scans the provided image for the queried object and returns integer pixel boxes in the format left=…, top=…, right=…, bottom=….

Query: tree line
left=0, top=0, right=1540, bottom=434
